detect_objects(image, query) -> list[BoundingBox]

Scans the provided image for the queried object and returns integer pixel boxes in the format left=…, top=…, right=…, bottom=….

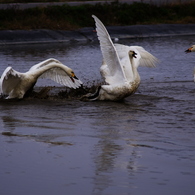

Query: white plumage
left=0, top=58, right=82, bottom=99
left=81, top=15, right=158, bottom=101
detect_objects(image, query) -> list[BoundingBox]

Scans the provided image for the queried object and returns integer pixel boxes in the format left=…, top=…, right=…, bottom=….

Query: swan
left=0, top=58, right=82, bottom=99
left=81, top=15, right=158, bottom=101
left=185, top=45, right=195, bottom=82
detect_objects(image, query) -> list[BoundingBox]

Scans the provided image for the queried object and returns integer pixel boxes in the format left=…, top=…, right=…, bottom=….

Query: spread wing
left=131, top=46, right=158, bottom=68
left=29, top=58, right=82, bottom=89
left=0, top=67, right=23, bottom=95
left=40, top=67, right=82, bottom=89
left=114, top=44, right=158, bottom=81
left=92, top=15, right=127, bottom=85
left=114, top=44, right=139, bottom=82
left=115, top=44, right=158, bottom=68
left=29, top=58, right=61, bottom=71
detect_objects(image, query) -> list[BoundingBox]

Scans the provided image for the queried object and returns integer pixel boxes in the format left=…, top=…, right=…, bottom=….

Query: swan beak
left=133, top=52, right=137, bottom=58
left=72, top=73, right=79, bottom=80
left=70, top=73, right=79, bottom=83
left=185, top=47, right=192, bottom=53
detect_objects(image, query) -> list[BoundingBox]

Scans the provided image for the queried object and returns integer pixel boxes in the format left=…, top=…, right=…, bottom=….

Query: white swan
left=185, top=45, right=195, bottom=82
left=0, top=58, right=82, bottom=99
left=81, top=15, right=158, bottom=101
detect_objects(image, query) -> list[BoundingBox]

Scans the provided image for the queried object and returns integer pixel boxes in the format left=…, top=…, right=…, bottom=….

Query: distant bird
left=0, top=58, right=82, bottom=99
left=185, top=45, right=195, bottom=82
left=185, top=45, right=195, bottom=53
left=81, top=15, right=158, bottom=101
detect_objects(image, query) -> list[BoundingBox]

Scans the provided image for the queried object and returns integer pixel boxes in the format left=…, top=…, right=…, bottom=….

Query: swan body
left=97, top=50, right=139, bottom=101
left=185, top=45, right=195, bottom=82
left=82, top=15, right=158, bottom=101
left=0, top=58, right=82, bottom=99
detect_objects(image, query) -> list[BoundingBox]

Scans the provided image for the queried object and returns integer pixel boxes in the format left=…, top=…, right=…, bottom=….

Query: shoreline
left=0, top=23, right=195, bottom=45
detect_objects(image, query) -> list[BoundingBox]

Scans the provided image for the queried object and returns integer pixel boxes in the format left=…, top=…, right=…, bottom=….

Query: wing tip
left=1, top=66, right=14, bottom=80
left=92, top=14, right=96, bottom=19
left=68, top=77, right=83, bottom=89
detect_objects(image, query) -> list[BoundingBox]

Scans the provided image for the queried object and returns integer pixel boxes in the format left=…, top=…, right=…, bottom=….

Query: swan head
left=129, top=50, right=137, bottom=58
left=71, top=71, right=78, bottom=79
left=185, top=45, right=195, bottom=53
left=66, top=68, right=79, bottom=82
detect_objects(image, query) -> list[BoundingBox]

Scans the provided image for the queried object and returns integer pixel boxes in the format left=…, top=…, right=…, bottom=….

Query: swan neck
left=130, top=56, right=138, bottom=79
left=29, top=63, right=68, bottom=78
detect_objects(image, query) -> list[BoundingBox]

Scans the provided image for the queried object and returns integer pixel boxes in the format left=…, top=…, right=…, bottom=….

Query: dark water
left=0, top=36, right=195, bottom=195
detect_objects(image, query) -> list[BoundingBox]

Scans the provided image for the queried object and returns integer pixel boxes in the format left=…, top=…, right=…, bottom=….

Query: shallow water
left=0, top=35, right=195, bottom=195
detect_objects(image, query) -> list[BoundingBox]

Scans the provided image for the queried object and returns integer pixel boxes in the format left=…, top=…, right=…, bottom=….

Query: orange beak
left=70, top=72, right=79, bottom=83
left=185, top=47, right=192, bottom=53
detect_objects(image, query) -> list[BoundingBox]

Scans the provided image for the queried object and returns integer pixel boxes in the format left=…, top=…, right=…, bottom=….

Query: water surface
left=0, top=35, right=195, bottom=195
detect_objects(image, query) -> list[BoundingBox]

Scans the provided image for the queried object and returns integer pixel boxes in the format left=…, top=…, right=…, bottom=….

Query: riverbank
left=0, top=23, right=195, bottom=45
left=0, top=1, right=195, bottom=45
left=0, top=1, right=195, bottom=30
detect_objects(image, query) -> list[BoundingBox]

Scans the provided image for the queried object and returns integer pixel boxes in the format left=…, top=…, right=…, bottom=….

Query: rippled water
left=0, top=35, right=195, bottom=195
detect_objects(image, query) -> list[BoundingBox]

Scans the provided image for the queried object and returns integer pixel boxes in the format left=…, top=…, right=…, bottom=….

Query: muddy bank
left=1, top=23, right=195, bottom=45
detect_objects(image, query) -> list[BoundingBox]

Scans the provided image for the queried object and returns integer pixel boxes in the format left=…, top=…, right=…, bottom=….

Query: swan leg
left=80, top=86, right=101, bottom=101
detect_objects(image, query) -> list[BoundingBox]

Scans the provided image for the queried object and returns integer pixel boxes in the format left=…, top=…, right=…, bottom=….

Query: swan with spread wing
left=0, top=58, right=82, bottom=99
left=81, top=15, right=158, bottom=101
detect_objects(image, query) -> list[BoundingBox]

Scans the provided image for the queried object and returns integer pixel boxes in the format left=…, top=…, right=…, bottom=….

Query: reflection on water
left=0, top=36, right=195, bottom=195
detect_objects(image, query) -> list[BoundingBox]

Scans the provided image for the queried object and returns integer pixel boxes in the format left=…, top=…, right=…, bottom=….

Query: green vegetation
left=0, top=1, right=195, bottom=30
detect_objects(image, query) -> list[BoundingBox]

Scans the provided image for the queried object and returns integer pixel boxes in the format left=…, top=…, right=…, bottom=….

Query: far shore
left=0, top=23, right=195, bottom=45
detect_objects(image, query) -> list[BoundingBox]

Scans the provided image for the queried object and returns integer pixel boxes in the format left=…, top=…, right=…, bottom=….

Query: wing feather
left=29, top=58, right=61, bottom=71
left=115, top=44, right=158, bottom=68
left=130, top=46, right=158, bottom=68
left=0, top=67, right=22, bottom=95
left=30, top=58, right=82, bottom=89
left=92, top=15, right=127, bottom=84
left=114, top=44, right=136, bottom=82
